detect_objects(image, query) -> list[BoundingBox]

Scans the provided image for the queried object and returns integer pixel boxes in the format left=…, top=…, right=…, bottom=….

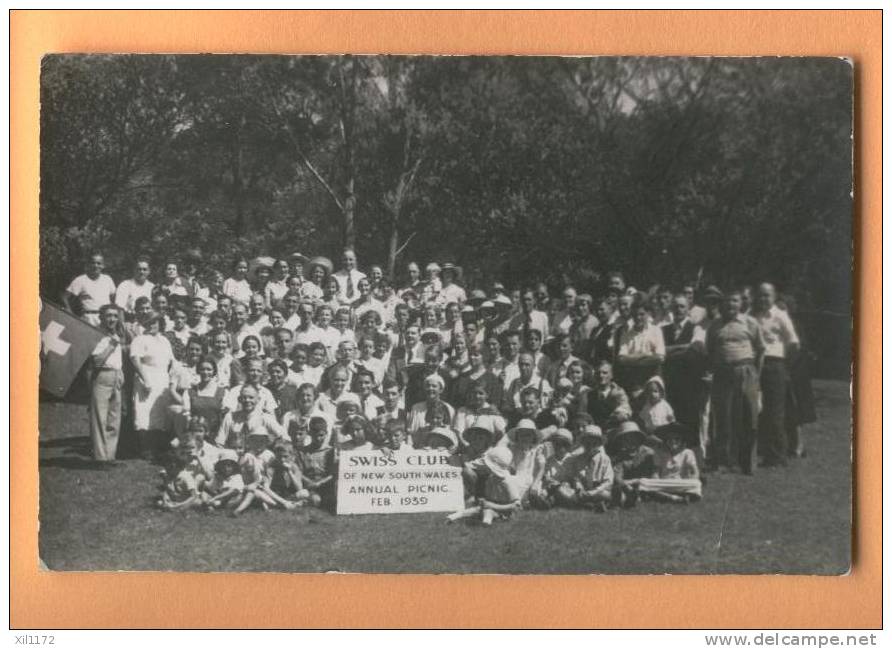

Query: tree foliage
left=40, top=54, right=852, bottom=321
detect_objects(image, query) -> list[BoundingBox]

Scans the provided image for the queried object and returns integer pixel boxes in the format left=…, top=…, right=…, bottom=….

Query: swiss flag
left=39, top=301, right=106, bottom=398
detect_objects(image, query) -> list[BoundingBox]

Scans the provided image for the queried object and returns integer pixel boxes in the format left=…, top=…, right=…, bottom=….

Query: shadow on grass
left=39, top=456, right=108, bottom=471
left=39, top=435, right=91, bottom=452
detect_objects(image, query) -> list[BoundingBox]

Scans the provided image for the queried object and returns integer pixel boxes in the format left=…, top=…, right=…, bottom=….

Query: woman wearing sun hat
left=447, top=445, right=522, bottom=525
left=439, top=262, right=466, bottom=306
left=501, top=418, right=543, bottom=501
left=302, top=256, right=333, bottom=302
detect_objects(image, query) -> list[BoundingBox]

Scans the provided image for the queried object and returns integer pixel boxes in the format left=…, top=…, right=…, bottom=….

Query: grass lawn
left=38, top=380, right=851, bottom=574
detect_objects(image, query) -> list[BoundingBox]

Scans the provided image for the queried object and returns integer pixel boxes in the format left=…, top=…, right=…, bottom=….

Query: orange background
left=10, top=10, right=880, bottom=629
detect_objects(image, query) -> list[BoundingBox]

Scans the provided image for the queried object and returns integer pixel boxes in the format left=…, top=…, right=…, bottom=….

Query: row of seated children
left=158, top=406, right=702, bottom=520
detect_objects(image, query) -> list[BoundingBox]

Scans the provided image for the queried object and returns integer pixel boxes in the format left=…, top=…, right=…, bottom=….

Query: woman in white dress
left=130, top=311, right=175, bottom=460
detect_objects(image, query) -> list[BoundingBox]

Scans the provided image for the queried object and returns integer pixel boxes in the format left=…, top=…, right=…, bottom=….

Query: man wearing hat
left=439, top=262, right=467, bottom=306
left=288, top=252, right=308, bottom=280
left=487, top=294, right=514, bottom=336
left=467, top=289, right=487, bottom=309
left=705, top=289, right=765, bottom=475
left=333, top=248, right=367, bottom=303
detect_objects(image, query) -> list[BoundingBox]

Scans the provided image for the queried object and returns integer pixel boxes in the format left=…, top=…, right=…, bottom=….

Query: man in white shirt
left=754, top=282, right=800, bottom=467
left=63, top=252, right=117, bottom=326
left=616, top=303, right=666, bottom=398
left=508, top=289, right=549, bottom=342
left=549, top=286, right=577, bottom=338
left=114, top=256, right=154, bottom=317
left=333, top=248, right=367, bottom=303
left=244, top=293, right=270, bottom=336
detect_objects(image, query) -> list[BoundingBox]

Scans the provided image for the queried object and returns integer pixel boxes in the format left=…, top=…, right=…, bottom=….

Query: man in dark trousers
left=661, top=294, right=706, bottom=429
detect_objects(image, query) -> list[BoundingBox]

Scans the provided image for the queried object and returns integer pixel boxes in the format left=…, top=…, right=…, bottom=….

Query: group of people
left=59, top=246, right=813, bottom=521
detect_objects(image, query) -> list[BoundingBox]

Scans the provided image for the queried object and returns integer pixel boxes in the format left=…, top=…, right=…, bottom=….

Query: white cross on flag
left=39, top=301, right=105, bottom=398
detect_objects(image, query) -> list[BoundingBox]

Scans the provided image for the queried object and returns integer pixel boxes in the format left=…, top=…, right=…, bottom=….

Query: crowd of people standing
left=57, top=246, right=815, bottom=519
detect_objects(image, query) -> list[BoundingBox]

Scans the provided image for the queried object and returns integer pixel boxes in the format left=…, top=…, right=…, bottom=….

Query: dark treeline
left=40, top=55, right=852, bottom=376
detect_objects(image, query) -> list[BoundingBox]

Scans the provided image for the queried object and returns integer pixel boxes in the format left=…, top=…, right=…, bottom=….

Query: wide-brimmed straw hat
left=479, top=300, right=496, bottom=313
left=425, top=262, right=442, bottom=274
left=440, top=262, right=463, bottom=281
left=547, top=427, right=575, bottom=448
left=460, top=423, right=496, bottom=447
left=249, top=256, right=275, bottom=275
left=305, top=256, right=334, bottom=276
left=654, top=422, right=697, bottom=446
left=335, top=393, right=362, bottom=416
left=213, top=458, right=240, bottom=474
left=578, top=424, right=604, bottom=443
left=507, top=418, right=540, bottom=444
left=289, top=252, right=309, bottom=266
left=493, top=294, right=512, bottom=309
left=483, top=446, right=513, bottom=479
left=467, top=289, right=487, bottom=306
left=608, top=420, right=646, bottom=452
left=702, top=285, right=724, bottom=302
left=425, top=426, right=458, bottom=451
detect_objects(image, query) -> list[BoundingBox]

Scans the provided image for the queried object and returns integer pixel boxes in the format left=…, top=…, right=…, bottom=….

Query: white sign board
left=336, top=449, right=465, bottom=515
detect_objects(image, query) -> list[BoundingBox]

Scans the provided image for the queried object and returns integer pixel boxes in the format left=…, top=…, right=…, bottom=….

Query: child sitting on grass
left=201, top=458, right=245, bottom=511
left=447, top=446, right=522, bottom=526
left=268, top=439, right=311, bottom=506
left=562, top=424, right=614, bottom=512
left=635, top=423, right=702, bottom=503
left=502, top=418, right=542, bottom=501
left=459, top=424, right=497, bottom=504
left=232, top=432, right=299, bottom=516
left=296, top=416, right=337, bottom=509
left=156, top=438, right=205, bottom=511
left=608, top=421, right=655, bottom=509
left=528, top=427, right=575, bottom=510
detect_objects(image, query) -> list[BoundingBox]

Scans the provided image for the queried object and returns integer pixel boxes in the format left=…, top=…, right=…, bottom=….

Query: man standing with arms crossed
left=706, top=289, right=765, bottom=475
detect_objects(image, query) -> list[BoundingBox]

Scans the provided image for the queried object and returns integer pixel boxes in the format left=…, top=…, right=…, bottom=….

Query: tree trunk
left=233, top=114, right=246, bottom=236
left=343, top=178, right=355, bottom=249
left=386, top=211, right=399, bottom=279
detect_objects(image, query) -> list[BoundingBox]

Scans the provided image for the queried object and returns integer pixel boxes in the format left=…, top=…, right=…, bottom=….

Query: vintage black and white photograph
left=38, top=54, right=852, bottom=574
